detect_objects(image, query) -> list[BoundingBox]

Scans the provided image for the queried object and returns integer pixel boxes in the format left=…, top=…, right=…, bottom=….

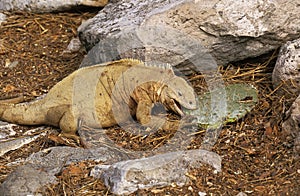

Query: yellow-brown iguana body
left=0, top=59, right=197, bottom=140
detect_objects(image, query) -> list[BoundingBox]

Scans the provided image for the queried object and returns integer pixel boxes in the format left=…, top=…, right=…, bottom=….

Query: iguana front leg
left=136, top=100, right=166, bottom=130
left=77, top=125, right=131, bottom=155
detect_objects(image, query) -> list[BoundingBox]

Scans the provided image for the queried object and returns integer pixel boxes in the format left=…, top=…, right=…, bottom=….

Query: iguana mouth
left=170, top=99, right=184, bottom=116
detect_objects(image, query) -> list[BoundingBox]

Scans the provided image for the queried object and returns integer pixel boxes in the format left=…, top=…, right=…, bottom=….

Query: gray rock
left=237, top=192, right=248, bottom=196
left=282, top=94, right=300, bottom=156
left=272, top=38, right=300, bottom=98
left=0, top=12, right=6, bottom=25
left=0, top=0, right=108, bottom=13
left=78, top=0, right=300, bottom=69
left=198, top=192, right=207, bottom=196
left=0, top=123, right=17, bottom=139
left=97, top=149, right=221, bottom=195
left=79, top=24, right=216, bottom=76
left=0, top=131, right=46, bottom=156
left=0, top=165, right=57, bottom=196
left=0, top=146, right=129, bottom=196
left=5, top=59, right=19, bottom=69
left=62, top=37, right=84, bottom=54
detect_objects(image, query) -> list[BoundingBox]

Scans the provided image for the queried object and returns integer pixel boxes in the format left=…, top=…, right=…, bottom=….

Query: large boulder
left=78, top=0, right=300, bottom=68
left=0, top=146, right=129, bottom=195
left=0, top=0, right=108, bottom=13
left=95, top=149, right=221, bottom=195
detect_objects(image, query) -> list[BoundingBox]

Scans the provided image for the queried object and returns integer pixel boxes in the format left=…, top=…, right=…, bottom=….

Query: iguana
left=0, top=59, right=197, bottom=141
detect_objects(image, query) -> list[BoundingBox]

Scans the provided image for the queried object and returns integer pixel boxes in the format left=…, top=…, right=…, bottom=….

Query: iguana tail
left=0, top=99, right=46, bottom=125
left=0, top=95, right=24, bottom=104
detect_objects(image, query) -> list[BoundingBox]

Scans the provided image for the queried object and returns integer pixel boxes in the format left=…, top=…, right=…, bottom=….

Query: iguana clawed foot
left=75, top=123, right=131, bottom=153
left=58, top=132, right=81, bottom=145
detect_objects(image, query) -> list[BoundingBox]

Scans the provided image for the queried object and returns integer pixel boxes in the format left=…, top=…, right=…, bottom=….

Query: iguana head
left=160, top=77, right=198, bottom=116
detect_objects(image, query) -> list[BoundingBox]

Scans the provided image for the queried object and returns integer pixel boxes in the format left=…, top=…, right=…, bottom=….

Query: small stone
left=5, top=59, right=19, bottom=68
left=207, top=181, right=213, bottom=186
left=63, top=37, right=83, bottom=53
left=198, top=191, right=207, bottom=196
left=0, top=12, right=6, bottom=25
left=234, top=170, right=242, bottom=175
left=237, top=192, right=247, bottom=196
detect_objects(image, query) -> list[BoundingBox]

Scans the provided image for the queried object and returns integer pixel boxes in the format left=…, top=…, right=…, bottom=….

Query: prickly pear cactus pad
left=184, top=83, right=258, bottom=129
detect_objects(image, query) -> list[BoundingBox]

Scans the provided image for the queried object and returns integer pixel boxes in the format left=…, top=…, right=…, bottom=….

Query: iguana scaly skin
left=0, top=59, right=197, bottom=141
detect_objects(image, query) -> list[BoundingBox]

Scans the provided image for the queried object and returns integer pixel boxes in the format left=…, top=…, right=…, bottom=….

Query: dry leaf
left=31, top=91, right=39, bottom=96
left=254, top=185, right=266, bottom=193
left=62, top=164, right=83, bottom=176
left=264, top=122, right=273, bottom=137
left=3, top=84, right=16, bottom=92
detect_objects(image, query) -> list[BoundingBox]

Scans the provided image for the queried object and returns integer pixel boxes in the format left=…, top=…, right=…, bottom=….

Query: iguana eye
left=178, top=91, right=183, bottom=96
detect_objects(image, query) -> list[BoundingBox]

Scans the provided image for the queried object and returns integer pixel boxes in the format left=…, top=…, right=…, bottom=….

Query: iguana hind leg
left=46, top=105, right=79, bottom=143
left=58, top=111, right=80, bottom=143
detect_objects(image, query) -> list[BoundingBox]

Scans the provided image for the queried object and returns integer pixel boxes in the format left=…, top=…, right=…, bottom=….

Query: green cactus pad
left=184, top=83, right=258, bottom=129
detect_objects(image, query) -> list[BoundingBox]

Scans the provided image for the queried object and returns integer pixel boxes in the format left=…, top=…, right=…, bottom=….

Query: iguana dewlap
left=0, top=59, right=197, bottom=140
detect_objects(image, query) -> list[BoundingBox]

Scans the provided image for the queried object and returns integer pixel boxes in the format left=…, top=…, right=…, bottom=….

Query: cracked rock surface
left=79, top=0, right=300, bottom=69
left=282, top=94, right=300, bottom=156
left=0, top=146, right=129, bottom=196
left=92, top=149, right=221, bottom=195
left=0, top=0, right=108, bottom=13
left=272, top=38, right=300, bottom=98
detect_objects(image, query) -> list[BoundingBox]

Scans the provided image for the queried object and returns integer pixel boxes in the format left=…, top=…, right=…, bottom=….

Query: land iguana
left=0, top=59, right=197, bottom=142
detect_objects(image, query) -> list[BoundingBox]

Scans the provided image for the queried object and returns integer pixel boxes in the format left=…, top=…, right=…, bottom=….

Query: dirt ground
left=0, top=12, right=299, bottom=195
